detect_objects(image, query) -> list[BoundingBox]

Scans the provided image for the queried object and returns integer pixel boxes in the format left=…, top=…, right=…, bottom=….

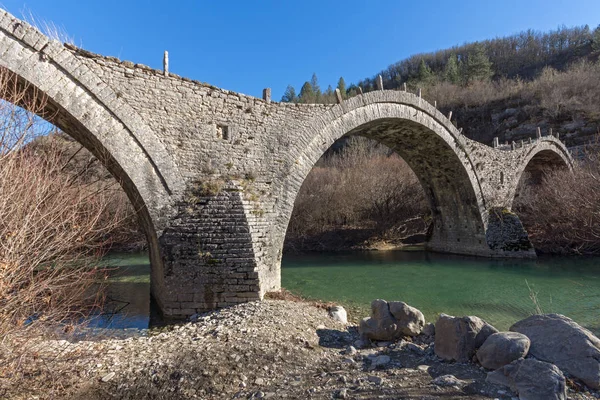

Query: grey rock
left=389, top=301, right=425, bottom=336
left=432, top=374, right=466, bottom=387
left=360, top=299, right=398, bottom=341
left=367, top=375, right=384, bottom=385
left=359, top=299, right=425, bottom=341
left=510, top=313, right=600, bottom=389
left=334, top=388, right=348, bottom=399
left=477, top=332, right=530, bottom=370
left=370, top=355, right=390, bottom=368
left=487, top=358, right=566, bottom=400
left=434, top=314, right=498, bottom=362
left=405, top=342, right=425, bottom=354
left=329, top=305, right=348, bottom=324
left=423, top=322, right=435, bottom=337
left=101, top=372, right=115, bottom=382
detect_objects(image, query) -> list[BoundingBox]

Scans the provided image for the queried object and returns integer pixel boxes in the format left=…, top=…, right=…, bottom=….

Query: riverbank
left=3, top=299, right=597, bottom=400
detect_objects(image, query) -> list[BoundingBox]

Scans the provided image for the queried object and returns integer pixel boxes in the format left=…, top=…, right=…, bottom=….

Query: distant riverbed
left=96, top=249, right=600, bottom=334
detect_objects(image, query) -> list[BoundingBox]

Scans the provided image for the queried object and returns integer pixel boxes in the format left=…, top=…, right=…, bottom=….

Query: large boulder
left=477, top=332, right=530, bottom=370
left=487, top=358, right=566, bottom=400
left=510, top=313, right=600, bottom=389
left=434, top=314, right=498, bottom=362
left=359, top=299, right=424, bottom=341
left=389, top=301, right=425, bottom=336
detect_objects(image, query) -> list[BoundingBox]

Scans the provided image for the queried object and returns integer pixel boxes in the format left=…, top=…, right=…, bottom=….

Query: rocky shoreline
left=4, top=299, right=600, bottom=399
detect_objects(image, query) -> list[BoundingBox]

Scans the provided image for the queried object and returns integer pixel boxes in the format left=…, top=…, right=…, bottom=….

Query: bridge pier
left=152, top=181, right=280, bottom=317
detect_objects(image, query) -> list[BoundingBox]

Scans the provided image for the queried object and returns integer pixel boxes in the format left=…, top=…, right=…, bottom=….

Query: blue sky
left=1, top=1, right=599, bottom=100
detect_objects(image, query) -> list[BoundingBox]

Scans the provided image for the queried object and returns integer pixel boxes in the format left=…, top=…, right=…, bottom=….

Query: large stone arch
left=508, top=137, right=573, bottom=208
left=272, top=91, right=493, bottom=269
left=0, top=10, right=184, bottom=307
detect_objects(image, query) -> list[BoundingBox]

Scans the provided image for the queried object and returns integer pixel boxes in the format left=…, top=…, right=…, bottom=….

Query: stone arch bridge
left=0, top=10, right=573, bottom=317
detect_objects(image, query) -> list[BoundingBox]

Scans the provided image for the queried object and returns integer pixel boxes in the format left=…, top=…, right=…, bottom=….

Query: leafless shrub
left=287, top=137, right=429, bottom=246
left=527, top=61, right=600, bottom=120
left=0, top=69, right=131, bottom=397
left=425, top=78, right=524, bottom=109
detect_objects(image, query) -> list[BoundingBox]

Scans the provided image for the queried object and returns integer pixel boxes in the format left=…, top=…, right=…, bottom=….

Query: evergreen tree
left=299, top=81, right=315, bottom=103
left=444, top=53, right=461, bottom=84
left=324, top=85, right=334, bottom=103
left=310, top=73, right=321, bottom=102
left=417, top=58, right=434, bottom=86
left=593, top=25, right=600, bottom=52
left=281, top=85, right=297, bottom=103
left=337, top=77, right=347, bottom=99
left=465, top=43, right=493, bottom=83
left=346, top=84, right=358, bottom=98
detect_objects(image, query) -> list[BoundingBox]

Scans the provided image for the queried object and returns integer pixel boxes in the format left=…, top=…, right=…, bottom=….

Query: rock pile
left=358, top=298, right=600, bottom=399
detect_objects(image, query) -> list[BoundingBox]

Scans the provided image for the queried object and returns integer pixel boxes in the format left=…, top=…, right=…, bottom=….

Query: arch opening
left=278, top=112, right=490, bottom=261
left=512, top=147, right=574, bottom=254
left=283, top=136, right=430, bottom=253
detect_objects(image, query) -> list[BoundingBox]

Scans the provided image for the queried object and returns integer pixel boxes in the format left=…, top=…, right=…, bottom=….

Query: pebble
left=101, top=372, right=115, bottom=382
left=367, top=375, right=384, bottom=385
left=432, top=374, right=467, bottom=387
left=370, top=355, right=391, bottom=368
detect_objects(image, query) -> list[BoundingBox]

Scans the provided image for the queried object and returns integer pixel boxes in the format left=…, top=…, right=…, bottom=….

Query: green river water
left=98, top=249, right=600, bottom=334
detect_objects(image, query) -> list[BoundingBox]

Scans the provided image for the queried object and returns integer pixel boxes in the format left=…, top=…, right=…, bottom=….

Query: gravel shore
left=5, top=299, right=597, bottom=399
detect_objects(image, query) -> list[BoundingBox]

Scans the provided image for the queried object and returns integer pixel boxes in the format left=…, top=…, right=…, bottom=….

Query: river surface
left=96, top=250, right=600, bottom=334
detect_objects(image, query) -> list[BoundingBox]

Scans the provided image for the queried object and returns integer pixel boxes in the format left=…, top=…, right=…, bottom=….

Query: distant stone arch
left=508, top=137, right=573, bottom=208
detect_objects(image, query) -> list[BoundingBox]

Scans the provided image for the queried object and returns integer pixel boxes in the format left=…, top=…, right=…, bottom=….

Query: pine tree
left=444, top=53, right=461, bottom=84
left=465, top=43, right=493, bottom=83
left=337, top=77, right=347, bottom=99
left=417, top=58, right=434, bottom=86
left=299, top=81, right=315, bottom=103
left=324, top=85, right=334, bottom=103
left=281, top=85, right=297, bottom=103
left=310, top=73, right=321, bottom=102
left=593, top=25, right=600, bottom=52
